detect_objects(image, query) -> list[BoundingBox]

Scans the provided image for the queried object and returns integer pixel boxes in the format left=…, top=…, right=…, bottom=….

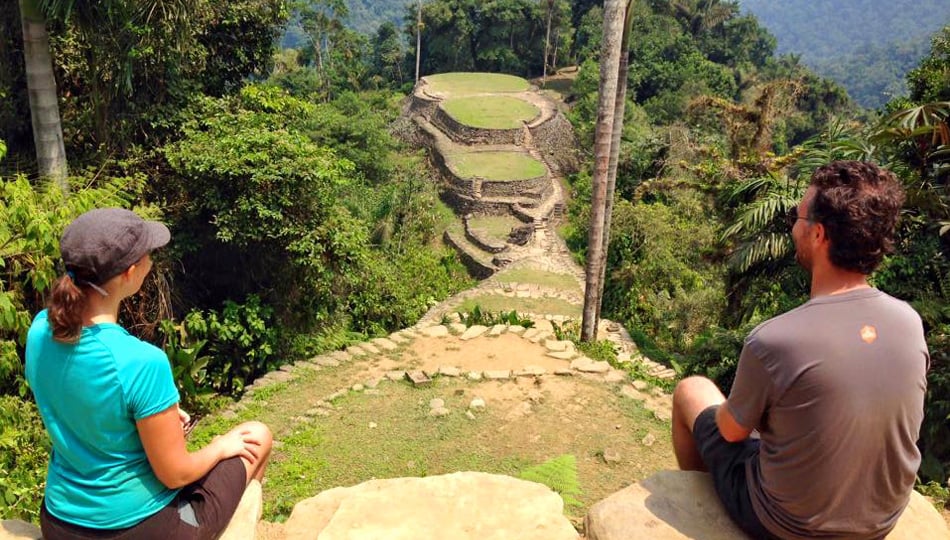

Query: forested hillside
left=346, top=0, right=408, bottom=35
left=740, top=0, right=950, bottom=108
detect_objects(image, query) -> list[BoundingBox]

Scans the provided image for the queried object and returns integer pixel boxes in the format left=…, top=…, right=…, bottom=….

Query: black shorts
left=41, top=457, right=248, bottom=540
left=693, top=405, right=778, bottom=540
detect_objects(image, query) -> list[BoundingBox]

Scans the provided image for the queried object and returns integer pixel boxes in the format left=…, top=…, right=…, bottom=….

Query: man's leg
left=671, top=376, right=726, bottom=470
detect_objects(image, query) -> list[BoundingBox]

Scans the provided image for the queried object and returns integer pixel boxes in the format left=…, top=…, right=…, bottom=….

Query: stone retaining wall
left=529, top=112, right=580, bottom=174
left=440, top=190, right=516, bottom=216
left=405, top=92, right=440, bottom=119
left=432, top=106, right=525, bottom=146
left=443, top=230, right=496, bottom=278
left=481, top=174, right=548, bottom=199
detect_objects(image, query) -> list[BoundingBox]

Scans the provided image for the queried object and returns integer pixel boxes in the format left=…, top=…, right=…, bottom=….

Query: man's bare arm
left=716, top=402, right=753, bottom=442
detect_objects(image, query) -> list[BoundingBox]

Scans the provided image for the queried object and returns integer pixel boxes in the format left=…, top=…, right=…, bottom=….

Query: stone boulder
left=276, top=471, right=579, bottom=540
left=0, top=520, right=40, bottom=540
left=584, top=470, right=950, bottom=540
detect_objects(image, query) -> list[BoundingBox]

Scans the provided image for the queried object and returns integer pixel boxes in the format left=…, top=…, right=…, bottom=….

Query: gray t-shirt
left=726, top=288, right=929, bottom=539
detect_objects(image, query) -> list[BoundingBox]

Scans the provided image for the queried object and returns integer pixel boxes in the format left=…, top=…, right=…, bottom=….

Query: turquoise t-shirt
left=25, top=310, right=180, bottom=529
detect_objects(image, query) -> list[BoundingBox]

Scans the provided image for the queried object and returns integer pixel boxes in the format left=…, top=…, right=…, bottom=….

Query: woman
left=25, top=208, right=272, bottom=540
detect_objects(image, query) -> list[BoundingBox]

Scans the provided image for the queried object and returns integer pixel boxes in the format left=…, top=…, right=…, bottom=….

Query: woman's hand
left=178, top=407, right=190, bottom=430
left=211, top=427, right=264, bottom=464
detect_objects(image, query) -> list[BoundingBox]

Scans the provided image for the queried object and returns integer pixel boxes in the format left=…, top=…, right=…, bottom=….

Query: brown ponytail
left=48, top=274, right=86, bottom=343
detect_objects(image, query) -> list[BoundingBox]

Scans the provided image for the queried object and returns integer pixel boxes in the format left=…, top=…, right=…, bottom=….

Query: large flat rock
left=585, top=470, right=950, bottom=540
left=0, top=521, right=40, bottom=540
left=280, top=471, right=579, bottom=540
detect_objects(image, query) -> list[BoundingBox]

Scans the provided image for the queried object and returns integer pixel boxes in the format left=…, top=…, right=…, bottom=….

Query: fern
left=517, top=454, right=583, bottom=509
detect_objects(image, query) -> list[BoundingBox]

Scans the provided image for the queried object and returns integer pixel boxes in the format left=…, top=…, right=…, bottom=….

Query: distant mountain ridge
left=346, top=0, right=408, bottom=36
left=739, top=0, right=950, bottom=108
left=739, top=0, right=949, bottom=61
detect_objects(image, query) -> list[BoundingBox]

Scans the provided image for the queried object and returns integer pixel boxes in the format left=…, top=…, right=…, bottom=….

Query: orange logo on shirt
left=860, top=325, right=877, bottom=344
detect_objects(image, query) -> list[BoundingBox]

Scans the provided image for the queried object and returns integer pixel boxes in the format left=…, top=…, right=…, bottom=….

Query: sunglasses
left=785, top=207, right=809, bottom=228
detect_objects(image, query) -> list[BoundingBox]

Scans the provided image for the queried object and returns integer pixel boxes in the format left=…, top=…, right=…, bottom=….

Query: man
left=671, top=161, right=929, bottom=539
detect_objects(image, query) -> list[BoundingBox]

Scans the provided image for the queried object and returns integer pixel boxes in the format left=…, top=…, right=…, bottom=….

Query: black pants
left=693, top=405, right=780, bottom=540
left=41, top=457, right=247, bottom=540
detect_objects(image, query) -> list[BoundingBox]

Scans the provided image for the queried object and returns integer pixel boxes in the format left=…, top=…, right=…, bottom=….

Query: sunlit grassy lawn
left=493, top=268, right=581, bottom=292
left=468, top=215, right=523, bottom=239
left=442, top=96, right=539, bottom=129
left=447, top=151, right=546, bottom=181
left=425, top=72, right=530, bottom=94
left=458, top=294, right=581, bottom=317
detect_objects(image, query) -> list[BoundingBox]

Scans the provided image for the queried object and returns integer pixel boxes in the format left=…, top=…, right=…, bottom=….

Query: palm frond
left=727, top=233, right=793, bottom=274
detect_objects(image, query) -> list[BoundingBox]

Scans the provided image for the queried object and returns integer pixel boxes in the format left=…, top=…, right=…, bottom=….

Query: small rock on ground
left=421, top=325, right=450, bottom=338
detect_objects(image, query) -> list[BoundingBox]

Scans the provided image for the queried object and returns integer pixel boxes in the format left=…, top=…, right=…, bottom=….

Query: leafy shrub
left=681, top=325, right=748, bottom=391
left=0, top=396, right=49, bottom=522
left=159, top=319, right=212, bottom=411
left=456, top=305, right=535, bottom=329
left=174, top=295, right=278, bottom=395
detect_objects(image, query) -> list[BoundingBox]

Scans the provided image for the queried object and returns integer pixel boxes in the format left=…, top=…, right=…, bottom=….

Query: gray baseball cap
left=60, top=208, right=170, bottom=285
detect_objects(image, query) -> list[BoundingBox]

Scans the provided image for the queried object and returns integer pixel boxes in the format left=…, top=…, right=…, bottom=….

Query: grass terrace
left=492, top=268, right=582, bottom=292
left=447, top=151, right=546, bottom=181
left=424, top=72, right=530, bottom=94
left=442, top=96, right=539, bottom=129
left=467, top=215, right=524, bottom=240
left=458, top=294, right=581, bottom=317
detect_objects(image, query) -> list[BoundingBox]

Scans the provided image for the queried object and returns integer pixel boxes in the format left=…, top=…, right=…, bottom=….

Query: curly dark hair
left=808, top=161, right=905, bottom=274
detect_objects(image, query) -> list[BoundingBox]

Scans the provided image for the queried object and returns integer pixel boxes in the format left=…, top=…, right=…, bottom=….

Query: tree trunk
left=596, top=0, right=635, bottom=322
left=542, top=0, right=554, bottom=85
left=19, top=0, right=68, bottom=188
left=581, top=0, right=625, bottom=342
left=415, top=0, right=422, bottom=82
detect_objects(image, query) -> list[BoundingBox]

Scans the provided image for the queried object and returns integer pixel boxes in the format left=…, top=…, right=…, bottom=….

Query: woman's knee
left=238, top=421, right=273, bottom=453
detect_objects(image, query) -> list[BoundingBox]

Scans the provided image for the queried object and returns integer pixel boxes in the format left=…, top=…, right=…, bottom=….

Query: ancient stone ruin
left=398, top=72, right=580, bottom=278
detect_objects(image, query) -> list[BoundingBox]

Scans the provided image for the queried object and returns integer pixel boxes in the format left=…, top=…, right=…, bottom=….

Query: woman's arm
left=137, top=404, right=263, bottom=489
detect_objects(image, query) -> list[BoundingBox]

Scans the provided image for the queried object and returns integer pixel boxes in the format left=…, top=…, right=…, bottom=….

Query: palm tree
left=18, top=0, right=67, bottom=187
left=581, top=0, right=626, bottom=341
left=666, top=0, right=736, bottom=37
left=596, top=0, right=635, bottom=323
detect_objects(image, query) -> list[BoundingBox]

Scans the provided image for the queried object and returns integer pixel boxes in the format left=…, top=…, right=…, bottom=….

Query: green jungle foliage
left=0, top=0, right=288, bottom=159
left=810, top=34, right=932, bottom=110
left=740, top=0, right=950, bottom=109
left=1, top=0, right=473, bottom=518
left=0, top=396, right=49, bottom=522
left=412, top=0, right=573, bottom=78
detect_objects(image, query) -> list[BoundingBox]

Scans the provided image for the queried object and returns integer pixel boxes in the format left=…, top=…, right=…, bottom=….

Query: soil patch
left=401, top=333, right=574, bottom=374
